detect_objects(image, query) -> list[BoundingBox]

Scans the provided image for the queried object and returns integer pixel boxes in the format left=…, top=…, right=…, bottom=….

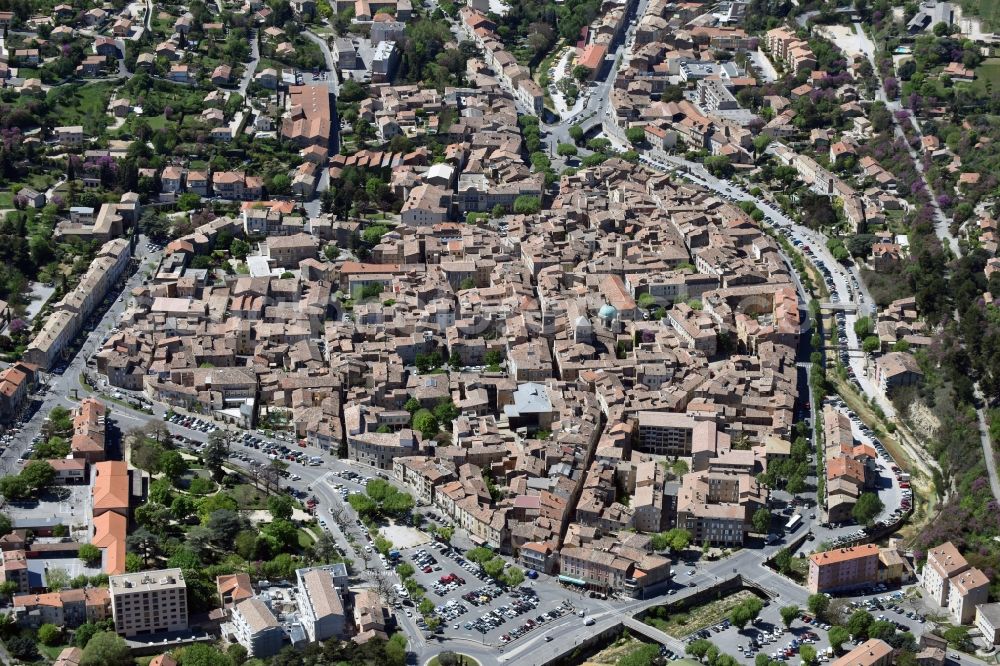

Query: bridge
left=821, top=302, right=858, bottom=313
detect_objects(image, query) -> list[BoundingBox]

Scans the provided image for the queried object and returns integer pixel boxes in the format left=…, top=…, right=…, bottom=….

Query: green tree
left=730, top=597, right=764, bottom=630
left=21, top=460, right=55, bottom=491
left=179, top=643, right=234, bottom=666
left=482, top=556, right=505, bottom=579
left=704, top=155, right=734, bottom=178
left=568, top=124, right=584, bottom=143
left=626, top=126, right=646, bottom=145
left=852, top=492, right=884, bottom=526
left=808, top=593, right=830, bottom=620
left=774, top=548, right=793, bottom=574
left=751, top=508, right=771, bottom=534
left=686, top=639, right=714, bottom=659
left=780, top=605, right=799, bottom=628
left=35, top=436, right=70, bottom=459
left=73, top=621, right=106, bottom=647
left=800, top=644, right=817, bottom=665
left=412, top=409, right=439, bottom=439
left=386, top=633, right=407, bottom=666
left=513, top=195, right=541, bottom=215
left=503, top=566, right=525, bottom=588
left=158, top=450, right=188, bottom=482
left=828, top=625, right=850, bottom=653
left=861, top=336, right=880, bottom=354
left=396, top=562, right=415, bottom=579
left=230, top=238, right=250, bottom=260
left=267, top=494, right=295, bottom=521
left=556, top=143, right=578, bottom=157
left=404, top=397, right=421, bottom=414
left=79, top=543, right=102, bottom=566
left=853, top=316, right=874, bottom=338
left=80, top=631, right=132, bottom=666
left=227, top=643, right=248, bottom=666
left=37, top=622, right=62, bottom=646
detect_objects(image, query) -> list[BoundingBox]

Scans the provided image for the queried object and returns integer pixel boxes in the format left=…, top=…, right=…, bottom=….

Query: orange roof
left=217, top=573, right=254, bottom=606
left=92, top=461, right=129, bottom=513
left=577, top=43, right=607, bottom=71
left=2, top=549, right=27, bottom=571
left=810, top=544, right=879, bottom=566
left=71, top=398, right=105, bottom=456
left=827, top=455, right=865, bottom=483
left=13, top=591, right=63, bottom=607
left=92, top=511, right=127, bottom=575
left=47, top=458, right=87, bottom=471
left=0, top=366, right=27, bottom=398
left=150, top=655, right=178, bottom=666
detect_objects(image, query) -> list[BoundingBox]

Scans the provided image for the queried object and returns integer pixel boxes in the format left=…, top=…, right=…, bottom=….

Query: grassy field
left=959, top=0, right=1000, bottom=30
left=971, top=58, right=1000, bottom=94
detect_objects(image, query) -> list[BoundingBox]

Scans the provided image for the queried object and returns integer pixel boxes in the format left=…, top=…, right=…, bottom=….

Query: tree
left=626, top=126, right=646, bottom=145
left=686, top=639, right=714, bottom=659
left=572, top=64, right=590, bottom=81
left=800, top=644, right=817, bottom=665
left=158, top=450, right=188, bottom=482
left=126, top=527, right=158, bottom=565
left=482, top=556, right=506, bottom=580
left=828, top=626, right=850, bottom=653
left=268, top=494, right=295, bottom=521
left=21, top=460, right=55, bottom=491
left=412, top=409, right=439, bottom=439
left=513, top=195, right=541, bottom=215
left=80, top=631, right=132, bottom=666
left=404, top=397, right=421, bottom=414
left=568, top=124, right=584, bottom=143
left=73, top=621, right=106, bottom=647
left=774, top=548, right=793, bottom=574
left=852, top=492, right=884, bottom=526
left=503, top=566, right=525, bottom=588
left=35, top=436, right=70, bottom=459
left=178, top=643, right=234, bottom=666
left=853, top=316, right=874, bottom=338
left=79, top=543, right=102, bottom=566
left=752, top=508, right=771, bottom=534
left=730, top=597, right=764, bottom=630
left=862, top=336, right=881, bottom=354
left=230, top=238, right=250, bottom=260
left=46, top=567, right=70, bottom=590
left=808, top=593, right=830, bottom=620
left=207, top=509, right=244, bottom=545
left=780, top=605, right=799, bottom=628
left=382, top=633, right=406, bottom=666
left=227, top=643, right=248, bottom=666
left=6, top=635, right=38, bottom=661
left=37, top=622, right=62, bottom=646
left=704, top=155, right=734, bottom=178
left=556, top=143, right=578, bottom=157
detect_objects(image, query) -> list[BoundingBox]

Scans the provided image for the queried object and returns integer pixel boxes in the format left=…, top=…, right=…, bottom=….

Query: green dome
left=598, top=304, right=617, bottom=320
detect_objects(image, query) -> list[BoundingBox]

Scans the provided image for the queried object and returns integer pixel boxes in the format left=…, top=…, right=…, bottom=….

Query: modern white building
left=231, top=598, right=284, bottom=658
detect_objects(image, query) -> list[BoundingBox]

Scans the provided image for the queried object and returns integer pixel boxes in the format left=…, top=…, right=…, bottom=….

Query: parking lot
left=686, top=600, right=839, bottom=663
left=396, top=542, right=584, bottom=647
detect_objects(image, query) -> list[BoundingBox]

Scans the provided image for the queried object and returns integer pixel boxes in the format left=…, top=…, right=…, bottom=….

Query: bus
left=786, top=513, right=802, bottom=532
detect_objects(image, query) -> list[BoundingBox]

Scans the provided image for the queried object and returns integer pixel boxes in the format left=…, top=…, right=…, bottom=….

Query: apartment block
left=109, top=568, right=189, bottom=637
left=231, top=597, right=284, bottom=658
left=947, top=568, right=989, bottom=625
left=922, top=541, right=970, bottom=606
left=807, top=544, right=880, bottom=593
left=12, top=587, right=110, bottom=629
left=295, top=566, right=346, bottom=642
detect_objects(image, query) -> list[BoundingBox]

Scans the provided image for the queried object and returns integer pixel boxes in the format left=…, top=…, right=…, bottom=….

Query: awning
left=558, top=575, right=586, bottom=586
